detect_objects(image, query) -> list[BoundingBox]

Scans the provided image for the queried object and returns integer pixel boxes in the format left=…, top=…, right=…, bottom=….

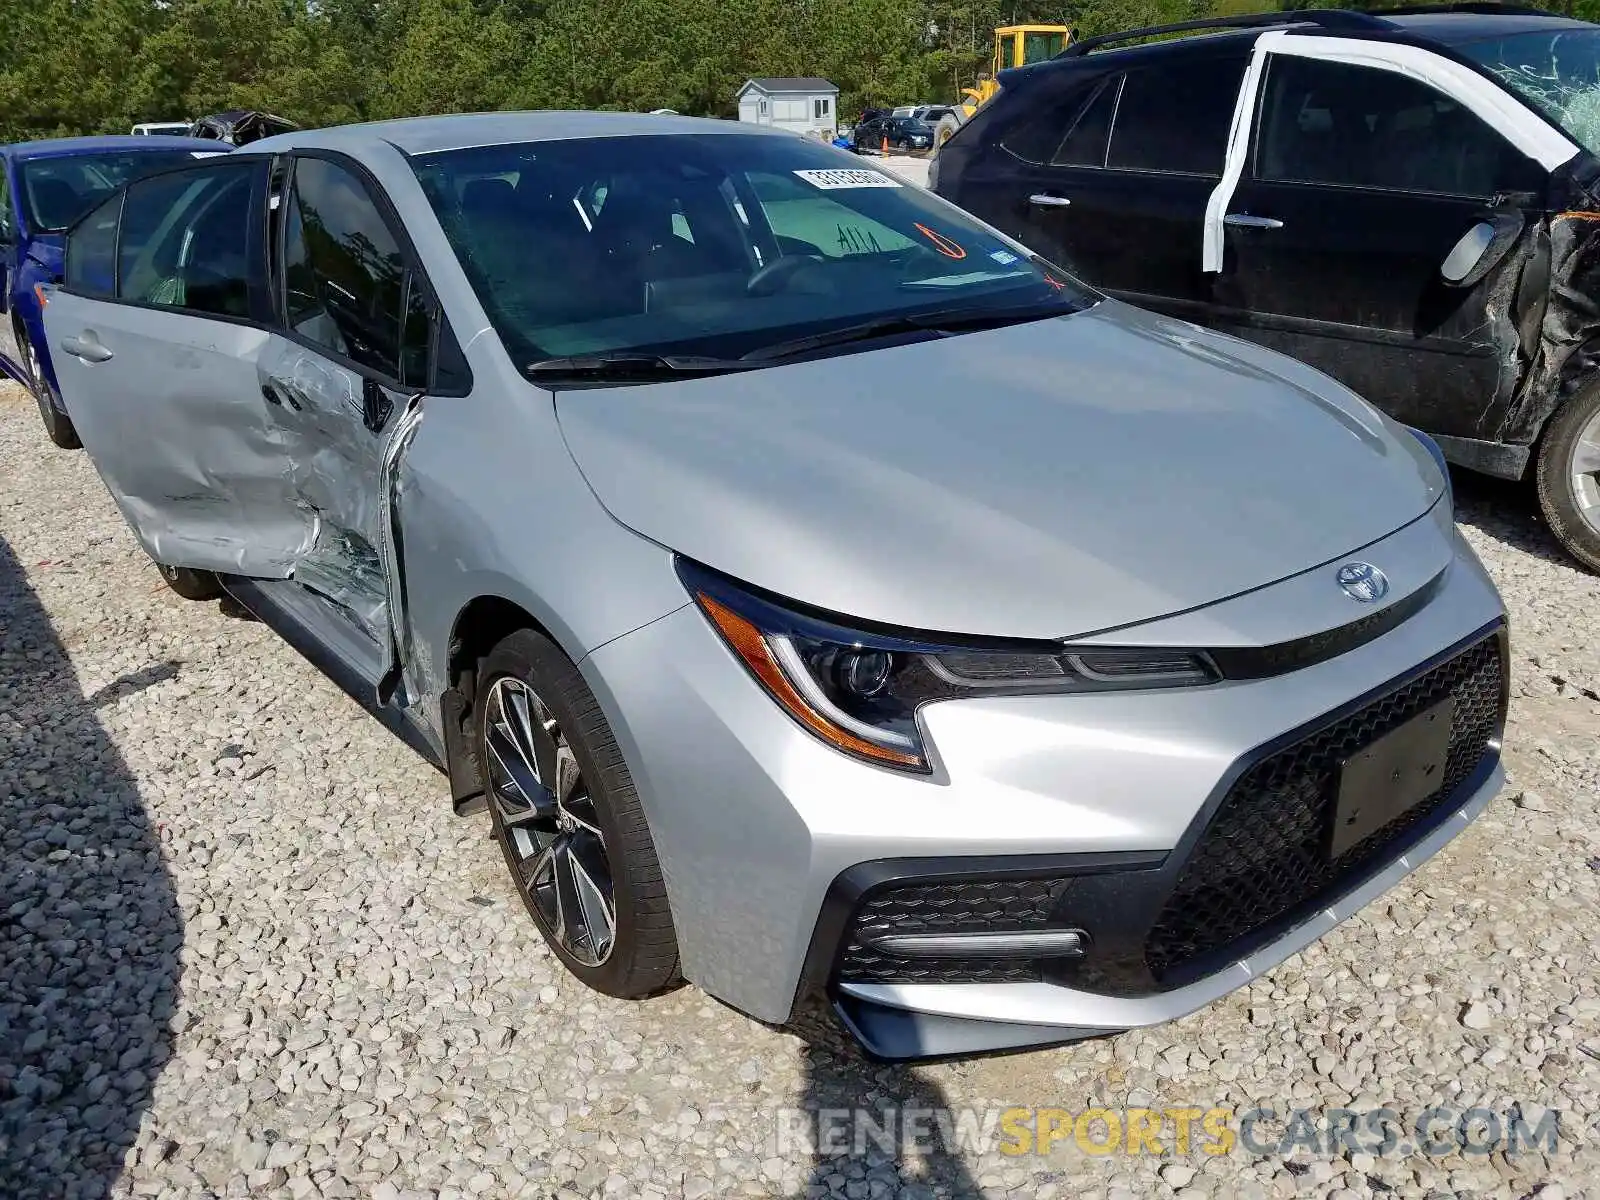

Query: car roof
left=1, top=134, right=223, bottom=158
left=1034, top=9, right=1595, bottom=72
left=238, top=110, right=789, bottom=159
left=1385, top=11, right=1594, bottom=41
left=2, top=134, right=225, bottom=160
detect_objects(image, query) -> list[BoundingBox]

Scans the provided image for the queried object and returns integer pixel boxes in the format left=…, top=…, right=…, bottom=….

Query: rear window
left=19, top=151, right=218, bottom=232
left=1106, top=58, right=1248, bottom=176
left=410, top=133, right=1094, bottom=366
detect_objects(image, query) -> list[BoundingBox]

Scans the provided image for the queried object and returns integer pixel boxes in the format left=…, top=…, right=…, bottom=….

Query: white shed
left=736, top=78, right=840, bottom=137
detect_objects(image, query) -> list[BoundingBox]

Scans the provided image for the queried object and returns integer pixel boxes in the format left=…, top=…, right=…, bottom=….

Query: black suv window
left=998, top=76, right=1104, bottom=164
left=1256, top=56, right=1527, bottom=198
left=282, top=156, right=420, bottom=378
left=1053, top=76, right=1121, bottom=168
left=1107, top=58, right=1248, bottom=176
left=116, top=161, right=259, bottom=317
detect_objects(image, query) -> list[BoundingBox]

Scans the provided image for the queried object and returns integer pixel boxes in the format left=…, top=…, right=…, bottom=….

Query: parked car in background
left=45, top=112, right=1505, bottom=1059
left=0, top=135, right=232, bottom=447
left=852, top=114, right=933, bottom=152
left=131, top=121, right=192, bottom=137
left=933, top=7, right=1600, bottom=573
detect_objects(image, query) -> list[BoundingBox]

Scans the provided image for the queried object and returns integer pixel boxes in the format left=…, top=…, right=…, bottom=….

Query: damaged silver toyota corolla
left=43, top=113, right=1507, bottom=1060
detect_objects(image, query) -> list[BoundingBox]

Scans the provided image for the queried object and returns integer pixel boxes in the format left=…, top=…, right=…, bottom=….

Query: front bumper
left=581, top=516, right=1506, bottom=1051
left=813, top=624, right=1504, bottom=1058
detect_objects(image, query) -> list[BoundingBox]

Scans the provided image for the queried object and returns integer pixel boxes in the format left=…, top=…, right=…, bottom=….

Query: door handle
left=1029, top=194, right=1072, bottom=208
left=61, top=333, right=113, bottom=363
left=1223, top=213, right=1284, bottom=230
left=261, top=378, right=305, bottom=411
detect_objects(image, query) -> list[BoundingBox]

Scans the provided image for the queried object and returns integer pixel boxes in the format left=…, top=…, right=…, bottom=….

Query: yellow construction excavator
left=933, top=23, right=1073, bottom=150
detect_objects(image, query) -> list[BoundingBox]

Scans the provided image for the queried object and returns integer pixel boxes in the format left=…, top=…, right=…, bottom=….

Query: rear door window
left=998, top=76, right=1106, bottom=165
left=1052, top=76, right=1122, bottom=168
left=117, top=161, right=260, bottom=317
left=1255, top=55, right=1534, bottom=198
left=1106, top=57, right=1249, bottom=176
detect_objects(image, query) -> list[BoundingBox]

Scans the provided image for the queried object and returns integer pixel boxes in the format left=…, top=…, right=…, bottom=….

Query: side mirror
left=1441, top=210, right=1525, bottom=288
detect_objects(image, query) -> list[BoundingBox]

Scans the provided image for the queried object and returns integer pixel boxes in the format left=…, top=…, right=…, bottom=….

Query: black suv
left=933, top=5, right=1600, bottom=572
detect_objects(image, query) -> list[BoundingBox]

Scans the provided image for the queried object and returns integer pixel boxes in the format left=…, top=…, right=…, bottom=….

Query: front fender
left=11, top=263, right=60, bottom=393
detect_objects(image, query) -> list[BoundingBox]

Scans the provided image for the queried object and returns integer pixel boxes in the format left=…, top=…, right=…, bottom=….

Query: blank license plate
left=1330, top=697, right=1455, bottom=858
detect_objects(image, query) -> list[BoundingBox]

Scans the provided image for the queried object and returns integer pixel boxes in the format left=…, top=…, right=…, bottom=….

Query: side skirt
left=220, top=575, right=446, bottom=772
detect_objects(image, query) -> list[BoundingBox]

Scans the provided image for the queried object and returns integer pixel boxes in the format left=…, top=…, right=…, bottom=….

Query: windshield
left=1458, top=29, right=1600, bottom=155
left=19, top=151, right=211, bottom=232
left=410, top=133, right=1092, bottom=366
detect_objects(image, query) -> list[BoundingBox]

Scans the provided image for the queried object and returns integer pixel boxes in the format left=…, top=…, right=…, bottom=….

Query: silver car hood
left=556, top=301, right=1443, bottom=639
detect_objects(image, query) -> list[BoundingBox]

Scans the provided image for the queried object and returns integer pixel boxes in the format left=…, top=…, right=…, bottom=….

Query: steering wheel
left=747, top=254, right=824, bottom=297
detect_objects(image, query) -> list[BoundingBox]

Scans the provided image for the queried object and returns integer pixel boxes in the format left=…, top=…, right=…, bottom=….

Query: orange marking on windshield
left=914, top=223, right=967, bottom=260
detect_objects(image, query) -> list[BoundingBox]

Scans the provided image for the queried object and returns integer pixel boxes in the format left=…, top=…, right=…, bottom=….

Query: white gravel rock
left=2, top=383, right=1597, bottom=1199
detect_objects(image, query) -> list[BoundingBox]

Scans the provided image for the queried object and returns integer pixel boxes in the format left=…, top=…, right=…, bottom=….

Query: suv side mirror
left=1441, top=210, right=1524, bottom=288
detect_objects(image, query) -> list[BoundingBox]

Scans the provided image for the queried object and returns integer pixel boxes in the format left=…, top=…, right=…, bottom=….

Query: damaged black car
left=933, top=5, right=1600, bottom=572
left=188, top=109, right=299, bottom=146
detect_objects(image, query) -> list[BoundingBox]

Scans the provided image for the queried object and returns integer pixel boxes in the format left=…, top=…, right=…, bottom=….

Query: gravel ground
left=1, top=376, right=1598, bottom=1200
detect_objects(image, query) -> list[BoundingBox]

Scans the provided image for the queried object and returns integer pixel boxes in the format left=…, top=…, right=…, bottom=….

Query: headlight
left=678, top=560, right=1217, bottom=773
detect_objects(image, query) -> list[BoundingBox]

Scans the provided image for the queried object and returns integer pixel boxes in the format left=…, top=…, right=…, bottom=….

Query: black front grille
left=838, top=876, right=1074, bottom=984
left=1144, top=632, right=1504, bottom=982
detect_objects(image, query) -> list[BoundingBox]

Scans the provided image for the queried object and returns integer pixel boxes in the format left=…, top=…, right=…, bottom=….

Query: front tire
left=474, top=628, right=680, bottom=998
left=933, top=112, right=963, bottom=152
left=1535, top=380, right=1600, bottom=573
left=157, top=562, right=222, bottom=600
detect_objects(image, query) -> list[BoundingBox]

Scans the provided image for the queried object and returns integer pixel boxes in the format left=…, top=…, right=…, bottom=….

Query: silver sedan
left=44, top=112, right=1506, bottom=1059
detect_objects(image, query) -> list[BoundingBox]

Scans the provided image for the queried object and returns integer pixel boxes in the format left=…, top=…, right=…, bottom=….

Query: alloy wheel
left=482, top=675, right=616, bottom=966
left=1569, top=406, right=1600, bottom=537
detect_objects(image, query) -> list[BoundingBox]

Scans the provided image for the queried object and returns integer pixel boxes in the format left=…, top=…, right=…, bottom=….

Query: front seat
left=590, top=182, right=701, bottom=286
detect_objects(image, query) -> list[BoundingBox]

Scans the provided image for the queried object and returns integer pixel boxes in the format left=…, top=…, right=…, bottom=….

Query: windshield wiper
left=739, top=300, right=1075, bottom=364
left=525, top=351, right=747, bottom=381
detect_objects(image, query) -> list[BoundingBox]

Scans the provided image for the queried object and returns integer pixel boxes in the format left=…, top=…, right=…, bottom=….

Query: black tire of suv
left=1535, top=381, right=1600, bottom=574
left=475, top=628, right=681, bottom=999
left=157, top=563, right=223, bottom=600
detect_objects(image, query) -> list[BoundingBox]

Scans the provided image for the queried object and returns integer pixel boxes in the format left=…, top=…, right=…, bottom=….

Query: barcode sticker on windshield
left=793, top=169, right=903, bottom=190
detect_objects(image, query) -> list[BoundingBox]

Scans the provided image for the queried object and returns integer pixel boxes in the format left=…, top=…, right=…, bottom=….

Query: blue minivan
left=1, top=135, right=231, bottom=446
